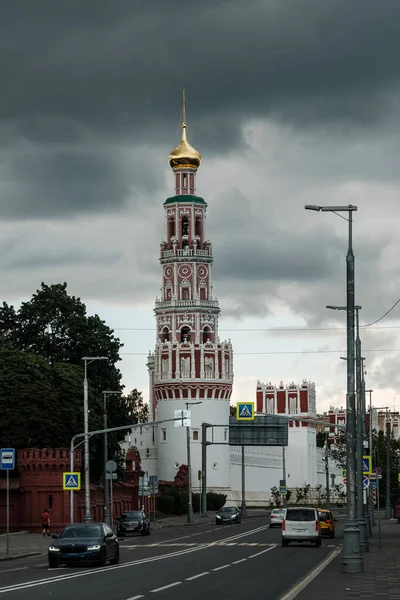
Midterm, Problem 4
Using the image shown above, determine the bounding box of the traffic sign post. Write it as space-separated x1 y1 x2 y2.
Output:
279 485 287 496
1 448 15 556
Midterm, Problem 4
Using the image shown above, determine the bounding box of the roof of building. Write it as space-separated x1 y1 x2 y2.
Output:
164 195 206 205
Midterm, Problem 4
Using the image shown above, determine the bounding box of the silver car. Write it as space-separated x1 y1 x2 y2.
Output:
269 508 285 528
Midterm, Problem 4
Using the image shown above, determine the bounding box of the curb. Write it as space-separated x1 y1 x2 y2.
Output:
0 531 29 537
0 552 42 562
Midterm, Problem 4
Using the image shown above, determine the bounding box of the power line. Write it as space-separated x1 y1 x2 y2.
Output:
361 298 400 328
114 325 400 333
120 348 400 357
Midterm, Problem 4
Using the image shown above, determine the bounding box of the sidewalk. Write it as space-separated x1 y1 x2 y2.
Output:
0 509 269 561
295 518 400 600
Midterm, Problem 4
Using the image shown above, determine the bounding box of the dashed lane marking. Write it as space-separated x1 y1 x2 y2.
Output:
122 542 277 548
150 581 182 593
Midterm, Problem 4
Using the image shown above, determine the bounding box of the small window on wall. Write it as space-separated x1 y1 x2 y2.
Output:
224 429 228 442
192 430 199 441
160 429 167 442
49 494 53 509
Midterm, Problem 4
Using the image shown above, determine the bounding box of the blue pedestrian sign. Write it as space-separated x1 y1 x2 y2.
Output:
63 472 81 491
371 481 377 489
363 475 370 490
1 448 15 470
363 455 372 475
236 402 255 421
280 486 287 496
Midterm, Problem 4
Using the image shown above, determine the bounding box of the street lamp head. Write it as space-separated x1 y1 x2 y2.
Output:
326 305 346 311
340 356 347 361
82 356 109 361
304 205 321 211
103 390 122 395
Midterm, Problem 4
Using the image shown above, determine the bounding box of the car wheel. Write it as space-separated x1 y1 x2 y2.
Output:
315 539 321 547
48 561 58 568
282 539 289 547
98 549 107 567
110 548 120 565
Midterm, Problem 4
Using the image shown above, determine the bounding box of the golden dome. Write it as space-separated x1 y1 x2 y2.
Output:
168 123 201 170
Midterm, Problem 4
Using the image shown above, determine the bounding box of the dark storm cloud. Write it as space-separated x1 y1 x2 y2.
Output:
1 0 400 219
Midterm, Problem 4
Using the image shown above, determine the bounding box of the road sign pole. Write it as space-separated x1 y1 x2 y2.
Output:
6 470 9 555
241 445 247 518
70 446 74 524
282 446 287 509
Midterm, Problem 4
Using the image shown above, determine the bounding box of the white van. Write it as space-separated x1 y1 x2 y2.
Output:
281 507 321 547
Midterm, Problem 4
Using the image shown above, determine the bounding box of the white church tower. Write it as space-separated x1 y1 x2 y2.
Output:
147 94 233 492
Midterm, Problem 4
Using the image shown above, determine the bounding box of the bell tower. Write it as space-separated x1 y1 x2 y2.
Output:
147 92 233 491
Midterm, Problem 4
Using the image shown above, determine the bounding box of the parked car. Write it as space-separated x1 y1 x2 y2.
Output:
281 507 321 547
215 506 241 525
48 522 119 568
317 508 336 538
269 508 285 528
117 510 151 537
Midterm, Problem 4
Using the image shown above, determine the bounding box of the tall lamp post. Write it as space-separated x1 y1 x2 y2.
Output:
366 389 374 526
102 390 122 525
305 204 363 572
82 356 108 522
327 304 369 551
185 401 202 523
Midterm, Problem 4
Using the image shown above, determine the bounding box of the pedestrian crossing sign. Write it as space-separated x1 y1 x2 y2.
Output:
63 472 81 491
236 402 255 421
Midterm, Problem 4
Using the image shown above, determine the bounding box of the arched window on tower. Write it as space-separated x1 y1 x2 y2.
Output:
182 173 188 194
203 326 212 344
182 217 189 238
180 326 191 343
195 217 201 238
161 327 170 342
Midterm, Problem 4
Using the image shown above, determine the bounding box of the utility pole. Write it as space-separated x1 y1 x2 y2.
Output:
361 360 371 537
282 446 287 509
355 307 368 551
200 423 211 517
385 409 392 519
102 391 122 525
307 203 363 572
325 432 331 509
366 389 374 527
241 446 247 517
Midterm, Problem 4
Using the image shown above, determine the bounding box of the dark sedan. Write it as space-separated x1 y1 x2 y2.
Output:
48 523 119 568
215 506 241 525
117 510 151 537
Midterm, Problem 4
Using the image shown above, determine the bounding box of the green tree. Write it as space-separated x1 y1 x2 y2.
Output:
0 283 146 482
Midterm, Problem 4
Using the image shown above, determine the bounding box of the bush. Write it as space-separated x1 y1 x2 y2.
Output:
192 492 227 512
159 487 227 515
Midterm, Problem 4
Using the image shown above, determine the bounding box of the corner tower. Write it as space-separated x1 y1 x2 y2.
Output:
148 93 233 490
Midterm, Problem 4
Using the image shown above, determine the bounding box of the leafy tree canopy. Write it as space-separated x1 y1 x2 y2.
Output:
0 283 148 481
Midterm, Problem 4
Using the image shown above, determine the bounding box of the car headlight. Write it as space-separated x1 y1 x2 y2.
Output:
216 515 221 519
87 545 101 551
49 546 60 552
231 515 236 519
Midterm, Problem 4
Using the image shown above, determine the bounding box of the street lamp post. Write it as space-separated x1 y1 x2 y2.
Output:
102 391 122 525
82 356 108 522
366 390 375 526
185 401 202 524
306 204 363 572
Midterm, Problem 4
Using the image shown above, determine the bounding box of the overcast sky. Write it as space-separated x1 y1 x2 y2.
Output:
1 1 400 413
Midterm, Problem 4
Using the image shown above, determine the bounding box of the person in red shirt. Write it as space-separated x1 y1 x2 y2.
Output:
41 509 51 537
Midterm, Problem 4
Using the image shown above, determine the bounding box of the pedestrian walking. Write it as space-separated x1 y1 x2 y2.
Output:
41 508 51 537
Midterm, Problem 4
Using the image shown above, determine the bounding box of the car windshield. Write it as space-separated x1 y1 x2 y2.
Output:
272 510 284 515
59 525 102 538
318 512 331 522
286 509 316 522
219 507 236 513
121 512 143 520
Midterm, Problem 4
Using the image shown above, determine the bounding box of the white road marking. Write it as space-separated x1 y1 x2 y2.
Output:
247 547 276 559
0 567 28 573
247 543 258 546
150 581 182 593
37 564 48 567
186 571 209 581
127 596 145 600
212 564 230 572
279 547 343 600
232 558 247 564
0 523 270 595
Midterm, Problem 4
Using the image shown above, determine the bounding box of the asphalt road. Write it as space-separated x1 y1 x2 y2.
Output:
0 516 343 600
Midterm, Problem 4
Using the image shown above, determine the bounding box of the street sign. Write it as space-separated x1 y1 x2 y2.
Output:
362 455 372 475
105 460 117 473
343 477 347 486
279 486 287 496
371 481 377 489
149 475 158 494
106 473 118 480
1 448 15 470
174 409 191 427
377 466 382 475
398 473 400 483
342 469 346 479
363 475 370 490
229 414 288 446
63 472 81 490
369 472 376 480
236 402 255 421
